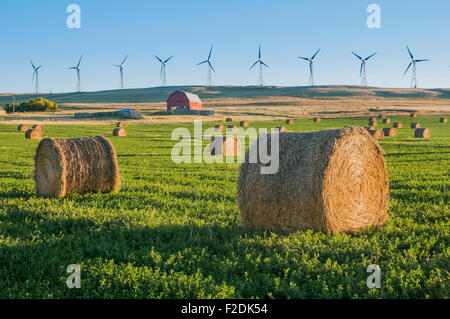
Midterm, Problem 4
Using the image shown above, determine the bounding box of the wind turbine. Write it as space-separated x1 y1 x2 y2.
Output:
404 46 429 88
298 48 321 86
249 44 269 87
154 55 173 87
197 45 215 86
31 60 42 94
68 55 83 92
114 55 128 89
352 51 377 87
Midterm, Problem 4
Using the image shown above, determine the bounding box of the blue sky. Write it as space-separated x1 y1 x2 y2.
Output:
0 0 449 93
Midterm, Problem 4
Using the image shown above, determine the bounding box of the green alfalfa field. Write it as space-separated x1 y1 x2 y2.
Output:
0 115 448 298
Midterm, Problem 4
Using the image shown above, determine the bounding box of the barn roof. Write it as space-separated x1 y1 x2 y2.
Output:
180 91 202 103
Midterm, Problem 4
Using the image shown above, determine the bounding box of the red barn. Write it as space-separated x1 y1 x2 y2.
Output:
167 91 202 112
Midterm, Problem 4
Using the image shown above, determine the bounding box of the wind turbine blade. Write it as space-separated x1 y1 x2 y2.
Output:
31 60 36 69
249 61 259 70
311 48 321 60
365 52 377 61
113 64 121 68
121 54 128 66
164 56 173 63
68 67 77 69
360 62 364 77
160 65 163 79
77 55 83 67
415 59 429 62
154 55 162 63
352 51 363 60
77 69 80 81
208 61 216 73
36 65 42 70
208 45 213 60
261 61 269 68
32 71 35 84
407 46 414 59
196 60 208 65
258 44 261 59
404 62 413 76
298 57 309 61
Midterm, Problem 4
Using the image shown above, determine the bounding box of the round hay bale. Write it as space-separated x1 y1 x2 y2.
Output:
378 114 386 119
225 118 233 122
210 136 241 156
369 116 377 122
18 124 29 132
237 126 389 234
275 126 287 132
32 124 44 132
382 127 397 137
285 119 294 125
367 129 384 139
369 119 377 127
113 128 127 137
414 128 431 138
25 129 42 140
34 136 120 198
227 125 237 132
440 117 448 123
240 121 249 127
365 126 375 131
393 122 403 128
116 122 127 128
410 122 420 129
382 118 391 124
313 117 321 122
215 125 225 131
410 112 418 118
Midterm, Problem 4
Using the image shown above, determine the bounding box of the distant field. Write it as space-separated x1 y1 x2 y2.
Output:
1 86 450 125
0 115 448 298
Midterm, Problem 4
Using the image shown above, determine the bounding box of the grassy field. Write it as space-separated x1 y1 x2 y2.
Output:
0 115 448 298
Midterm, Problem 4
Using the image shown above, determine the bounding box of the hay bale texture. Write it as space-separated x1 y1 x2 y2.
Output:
227 125 237 132
414 128 431 138
411 123 420 129
210 136 241 156
25 129 42 140
313 117 321 122
285 119 294 125
393 122 403 128
378 114 386 119
440 117 448 123
237 126 389 234
34 136 120 198
382 118 391 124
240 121 249 127
369 119 377 127
367 129 384 139
410 112 418 118
116 122 127 128
276 126 287 132
382 127 397 137
32 124 44 132
113 128 127 137
215 125 225 131
18 124 29 132
226 118 233 122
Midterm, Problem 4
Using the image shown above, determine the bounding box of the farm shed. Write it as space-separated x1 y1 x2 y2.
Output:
167 91 202 112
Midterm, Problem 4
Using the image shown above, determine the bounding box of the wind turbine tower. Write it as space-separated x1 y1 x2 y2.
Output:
114 55 128 89
154 55 173 87
31 60 42 94
197 45 215 86
404 46 429 88
352 51 377 87
298 48 321 86
69 55 83 92
249 45 269 87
